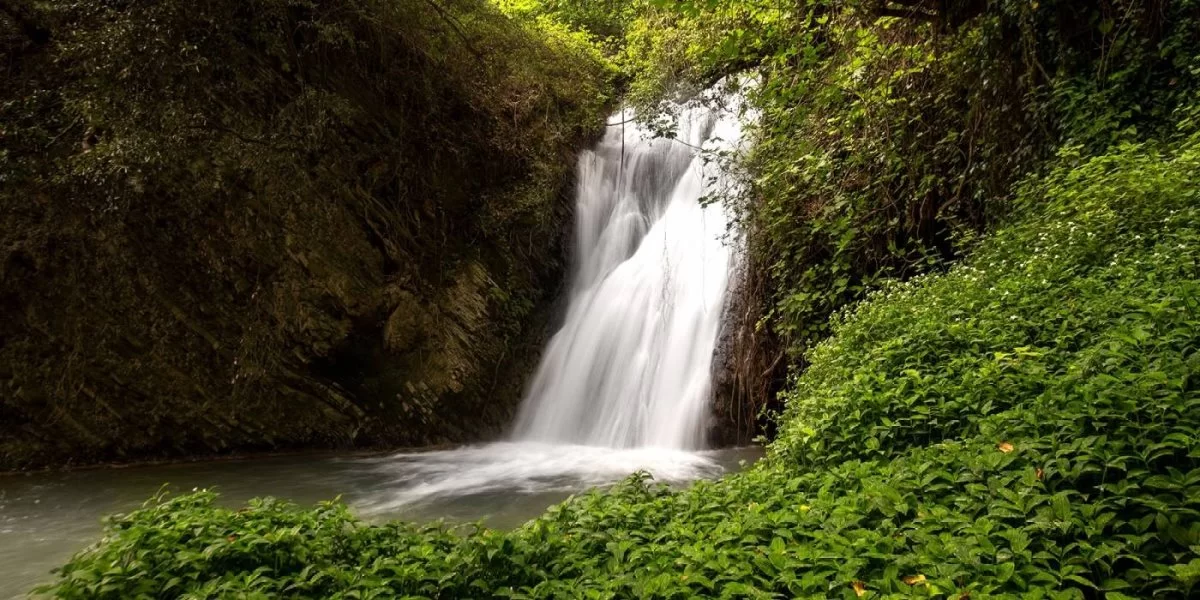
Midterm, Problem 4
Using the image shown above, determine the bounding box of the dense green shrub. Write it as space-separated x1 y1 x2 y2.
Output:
742 0 1200 359
494 0 635 57
39 113 1200 599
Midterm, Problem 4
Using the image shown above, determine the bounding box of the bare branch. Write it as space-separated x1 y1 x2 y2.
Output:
420 0 484 61
876 6 938 22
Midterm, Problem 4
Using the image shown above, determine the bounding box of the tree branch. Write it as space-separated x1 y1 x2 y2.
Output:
876 6 938 22
420 0 484 61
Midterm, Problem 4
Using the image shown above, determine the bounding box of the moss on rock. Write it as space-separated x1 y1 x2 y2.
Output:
0 0 611 470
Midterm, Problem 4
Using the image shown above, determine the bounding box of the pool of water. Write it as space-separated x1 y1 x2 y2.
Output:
0 443 760 597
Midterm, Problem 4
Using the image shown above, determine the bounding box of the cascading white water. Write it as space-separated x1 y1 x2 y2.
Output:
512 102 743 450
355 95 750 511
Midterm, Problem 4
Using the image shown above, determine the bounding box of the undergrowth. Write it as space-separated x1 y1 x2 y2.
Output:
734 0 1200 363
38 107 1200 599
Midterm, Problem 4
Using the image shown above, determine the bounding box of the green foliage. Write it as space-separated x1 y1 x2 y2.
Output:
40 490 467 598
608 0 1200 370
755 0 1199 356
39 107 1200 600
492 0 625 82
494 0 635 48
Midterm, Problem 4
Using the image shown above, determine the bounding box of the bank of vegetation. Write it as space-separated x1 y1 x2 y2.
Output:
0 0 611 470
26 0 1200 597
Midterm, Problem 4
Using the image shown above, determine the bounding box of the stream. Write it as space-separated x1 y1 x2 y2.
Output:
1 445 760 597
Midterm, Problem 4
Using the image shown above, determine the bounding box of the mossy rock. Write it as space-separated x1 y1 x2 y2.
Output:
0 0 610 469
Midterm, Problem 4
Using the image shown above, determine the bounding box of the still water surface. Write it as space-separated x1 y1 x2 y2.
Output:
0 444 759 597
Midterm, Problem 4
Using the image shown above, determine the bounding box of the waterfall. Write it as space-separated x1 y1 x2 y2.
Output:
356 95 749 512
512 101 743 450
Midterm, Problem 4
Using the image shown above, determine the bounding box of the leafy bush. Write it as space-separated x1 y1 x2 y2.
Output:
742 0 1200 358
493 0 635 57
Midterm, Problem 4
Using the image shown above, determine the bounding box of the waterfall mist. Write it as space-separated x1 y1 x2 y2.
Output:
355 95 751 509
512 102 743 449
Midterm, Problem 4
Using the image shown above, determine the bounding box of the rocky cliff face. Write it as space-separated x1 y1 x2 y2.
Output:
708 247 786 447
0 0 610 470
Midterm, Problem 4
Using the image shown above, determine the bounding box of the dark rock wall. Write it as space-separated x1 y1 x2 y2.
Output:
0 0 610 470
